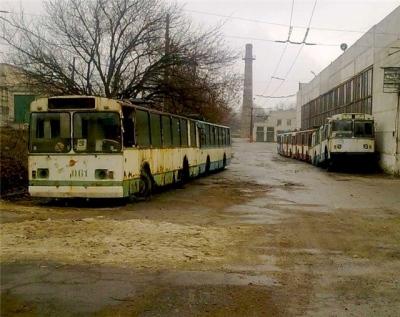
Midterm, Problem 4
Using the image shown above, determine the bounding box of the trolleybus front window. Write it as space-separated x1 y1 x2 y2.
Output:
331 120 352 138
354 121 374 138
73 112 122 153
29 113 71 153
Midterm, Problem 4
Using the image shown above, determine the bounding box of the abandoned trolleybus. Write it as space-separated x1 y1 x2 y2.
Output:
28 96 231 199
311 113 375 168
277 113 376 170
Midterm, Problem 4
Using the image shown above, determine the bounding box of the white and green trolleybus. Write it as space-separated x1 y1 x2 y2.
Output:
28 95 231 199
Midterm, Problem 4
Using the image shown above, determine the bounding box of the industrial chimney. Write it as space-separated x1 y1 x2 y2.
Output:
241 44 255 139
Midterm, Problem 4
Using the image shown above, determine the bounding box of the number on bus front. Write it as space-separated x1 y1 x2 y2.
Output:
70 170 88 178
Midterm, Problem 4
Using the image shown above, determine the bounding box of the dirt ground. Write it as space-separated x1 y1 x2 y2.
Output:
1 138 400 316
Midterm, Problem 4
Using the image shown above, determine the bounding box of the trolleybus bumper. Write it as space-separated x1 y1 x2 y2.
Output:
28 186 124 198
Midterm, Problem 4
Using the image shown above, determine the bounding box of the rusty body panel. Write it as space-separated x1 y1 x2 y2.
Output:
28 96 232 199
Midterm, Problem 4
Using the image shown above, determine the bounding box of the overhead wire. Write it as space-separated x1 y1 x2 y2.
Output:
5 8 399 36
260 0 319 107
183 9 400 36
258 0 295 105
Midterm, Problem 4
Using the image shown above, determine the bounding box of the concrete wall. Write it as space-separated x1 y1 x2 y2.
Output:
373 38 400 175
296 6 400 174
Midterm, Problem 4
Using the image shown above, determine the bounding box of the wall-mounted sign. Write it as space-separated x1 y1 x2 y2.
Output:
383 67 400 93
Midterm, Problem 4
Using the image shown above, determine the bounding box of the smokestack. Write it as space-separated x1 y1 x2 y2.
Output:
241 44 255 139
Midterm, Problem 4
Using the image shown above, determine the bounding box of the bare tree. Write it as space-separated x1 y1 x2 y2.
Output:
252 104 269 122
1 0 241 120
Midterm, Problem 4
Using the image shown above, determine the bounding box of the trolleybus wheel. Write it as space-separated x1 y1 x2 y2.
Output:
327 161 335 172
313 152 318 166
205 156 211 176
180 157 190 184
138 171 152 197
323 148 329 167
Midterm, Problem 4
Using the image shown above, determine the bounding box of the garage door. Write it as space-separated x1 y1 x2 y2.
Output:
14 95 35 123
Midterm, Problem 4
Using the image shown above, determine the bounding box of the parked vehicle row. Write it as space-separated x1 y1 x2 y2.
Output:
277 113 376 170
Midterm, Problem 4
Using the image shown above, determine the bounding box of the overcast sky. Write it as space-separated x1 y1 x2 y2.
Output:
1 0 400 109
175 0 400 109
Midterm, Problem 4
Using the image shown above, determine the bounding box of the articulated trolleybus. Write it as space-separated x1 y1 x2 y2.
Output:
277 113 375 169
28 95 231 199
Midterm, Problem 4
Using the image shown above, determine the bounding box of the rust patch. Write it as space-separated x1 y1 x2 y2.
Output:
68 160 78 167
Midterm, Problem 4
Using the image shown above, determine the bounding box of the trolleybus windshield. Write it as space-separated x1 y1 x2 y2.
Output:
73 112 122 153
29 112 71 153
331 120 352 138
354 121 374 138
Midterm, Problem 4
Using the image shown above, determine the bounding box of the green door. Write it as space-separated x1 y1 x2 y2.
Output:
256 127 264 142
14 95 35 123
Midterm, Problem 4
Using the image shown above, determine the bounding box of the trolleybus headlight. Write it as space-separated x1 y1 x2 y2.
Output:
95 169 108 179
37 168 49 179
337 144 342 149
363 144 368 149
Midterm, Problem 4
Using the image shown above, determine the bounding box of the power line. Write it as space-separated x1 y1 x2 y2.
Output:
225 34 399 49
259 0 295 106
261 0 319 106
4 8 399 37
183 9 400 36
256 93 297 98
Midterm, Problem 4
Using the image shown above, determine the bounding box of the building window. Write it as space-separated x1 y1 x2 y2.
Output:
287 119 291 126
277 119 282 126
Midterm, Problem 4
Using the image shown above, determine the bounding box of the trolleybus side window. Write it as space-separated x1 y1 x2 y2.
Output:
122 109 135 147
205 125 210 146
190 121 196 147
180 118 188 146
30 112 70 153
199 126 206 147
162 115 172 146
136 110 151 147
150 113 162 147
172 117 181 147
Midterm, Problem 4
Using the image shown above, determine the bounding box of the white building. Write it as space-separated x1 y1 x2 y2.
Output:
0 63 38 127
296 6 400 175
252 109 297 142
